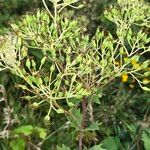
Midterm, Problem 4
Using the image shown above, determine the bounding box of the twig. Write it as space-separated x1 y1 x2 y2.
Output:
28 142 41 150
38 122 69 146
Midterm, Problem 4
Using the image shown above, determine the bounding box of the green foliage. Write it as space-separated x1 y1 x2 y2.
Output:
102 136 121 150
89 144 106 150
67 109 83 130
10 138 25 150
57 144 71 150
0 0 149 118
142 131 150 150
14 125 47 139
0 0 150 149
85 121 101 131
0 0 42 34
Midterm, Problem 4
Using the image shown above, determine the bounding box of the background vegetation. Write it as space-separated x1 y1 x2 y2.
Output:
0 0 150 150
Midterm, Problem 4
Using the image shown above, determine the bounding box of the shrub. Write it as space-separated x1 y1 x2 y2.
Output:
0 0 150 149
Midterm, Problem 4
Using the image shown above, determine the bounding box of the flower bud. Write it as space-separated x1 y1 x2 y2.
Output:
50 64 55 72
76 55 82 62
32 102 39 109
44 115 50 125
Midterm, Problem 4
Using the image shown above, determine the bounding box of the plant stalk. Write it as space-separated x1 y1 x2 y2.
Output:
79 97 87 150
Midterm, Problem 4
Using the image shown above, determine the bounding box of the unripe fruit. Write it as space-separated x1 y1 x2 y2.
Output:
32 102 39 109
44 115 50 125
76 55 82 62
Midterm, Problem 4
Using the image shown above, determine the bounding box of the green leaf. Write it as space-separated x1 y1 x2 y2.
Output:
34 127 47 139
86 121 101 131
10 138 25 150
93 95 100 104
67 109 82 129
57 144 71 150
39 130 47 139
14 125 33 136
142 132 150 150
90 144 106 150
102 136 121 150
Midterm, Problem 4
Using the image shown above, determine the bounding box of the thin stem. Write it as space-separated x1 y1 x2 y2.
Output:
28 142 40 150
42 0 55 21
54 1 57 28
143 102 150 122
38 123 68 147
79 97 87 150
